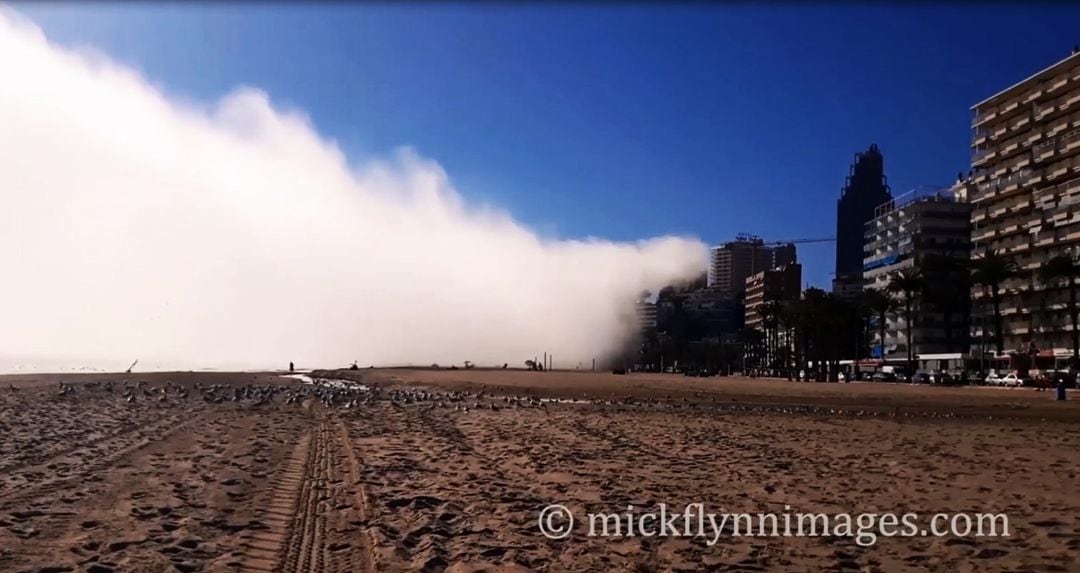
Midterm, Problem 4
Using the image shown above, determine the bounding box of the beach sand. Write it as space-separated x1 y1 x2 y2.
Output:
1 369 1077 572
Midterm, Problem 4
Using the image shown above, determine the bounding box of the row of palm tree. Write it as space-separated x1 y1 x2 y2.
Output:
750 248 1080 378
753 287 866 380
966 249 1080 363
1039 253 1080 362
635 249 1080 376
856 249 1080 372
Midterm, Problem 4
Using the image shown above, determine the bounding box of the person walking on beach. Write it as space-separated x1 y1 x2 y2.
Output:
289 361 294 373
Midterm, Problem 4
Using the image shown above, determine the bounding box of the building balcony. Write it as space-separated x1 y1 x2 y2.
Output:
1046 73 1070 94
1048 117 1071 138
1035 139 1058 162
1001 222 1023 236
1024 170 1044 187
1008 198 1034 213
1001 180 1023 197
1035 194 1057 211
973 109 997 128
1035 177 1080 204
993 97 1035 126
1066 90 1080 110
1047 164 1072 182
1063 129 1080 152
1036 105 1056 123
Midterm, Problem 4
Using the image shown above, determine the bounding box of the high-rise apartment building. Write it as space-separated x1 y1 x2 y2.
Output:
834 145 893 296
964 49 1080 356
707 234 797 296
863 188 972 359
744 264 803 331
634 299 658 334
679 288 745 343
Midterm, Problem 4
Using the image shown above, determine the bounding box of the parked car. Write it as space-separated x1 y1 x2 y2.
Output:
1002 373 1025 387
986 372 1023 387
912 372 932 384
871 371 897 383
929 371 955 385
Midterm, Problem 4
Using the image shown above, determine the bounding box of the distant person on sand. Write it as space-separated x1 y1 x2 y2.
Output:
289 361 294 373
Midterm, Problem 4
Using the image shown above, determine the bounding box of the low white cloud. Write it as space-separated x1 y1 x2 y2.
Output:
0 11 707 372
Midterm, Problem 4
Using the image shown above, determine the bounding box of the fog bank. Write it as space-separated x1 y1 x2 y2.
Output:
0 12 707 372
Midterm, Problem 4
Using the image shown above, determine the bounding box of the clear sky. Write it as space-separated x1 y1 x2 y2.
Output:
11 2 1080 288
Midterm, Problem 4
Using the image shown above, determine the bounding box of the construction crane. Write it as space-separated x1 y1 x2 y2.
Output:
715 235 839 278
763 237 836 245
726 233 835 247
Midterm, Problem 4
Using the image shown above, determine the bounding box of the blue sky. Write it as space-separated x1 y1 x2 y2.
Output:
11 2 1080 288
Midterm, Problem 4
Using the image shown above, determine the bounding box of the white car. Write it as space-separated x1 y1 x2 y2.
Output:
985 373 1022 387
1001 373 1023 388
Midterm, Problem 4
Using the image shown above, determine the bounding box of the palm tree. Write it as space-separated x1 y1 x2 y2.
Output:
656 288 689 367
888 270 926 378
921 254 971 355
864 288 898 364
849 291 876 365
737 328 765 373
776 300 803 379
756 299 783 373
797 288 850 381
1040 253 1080 365
970 251 1022 356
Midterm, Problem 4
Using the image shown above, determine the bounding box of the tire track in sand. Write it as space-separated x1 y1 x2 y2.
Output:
331 418 376 573
232 417 374 573
230 427 313 573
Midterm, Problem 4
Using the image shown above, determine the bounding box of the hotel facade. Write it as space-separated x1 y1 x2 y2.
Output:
863 187 971 359
964 49 1080 357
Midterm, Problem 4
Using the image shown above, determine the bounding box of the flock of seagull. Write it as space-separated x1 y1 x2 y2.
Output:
4 377 982 421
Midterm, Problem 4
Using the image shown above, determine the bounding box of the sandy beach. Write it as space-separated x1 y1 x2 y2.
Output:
1 369 1078 572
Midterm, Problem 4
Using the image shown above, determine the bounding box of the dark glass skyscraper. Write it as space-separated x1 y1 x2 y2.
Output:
833 144 892 295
